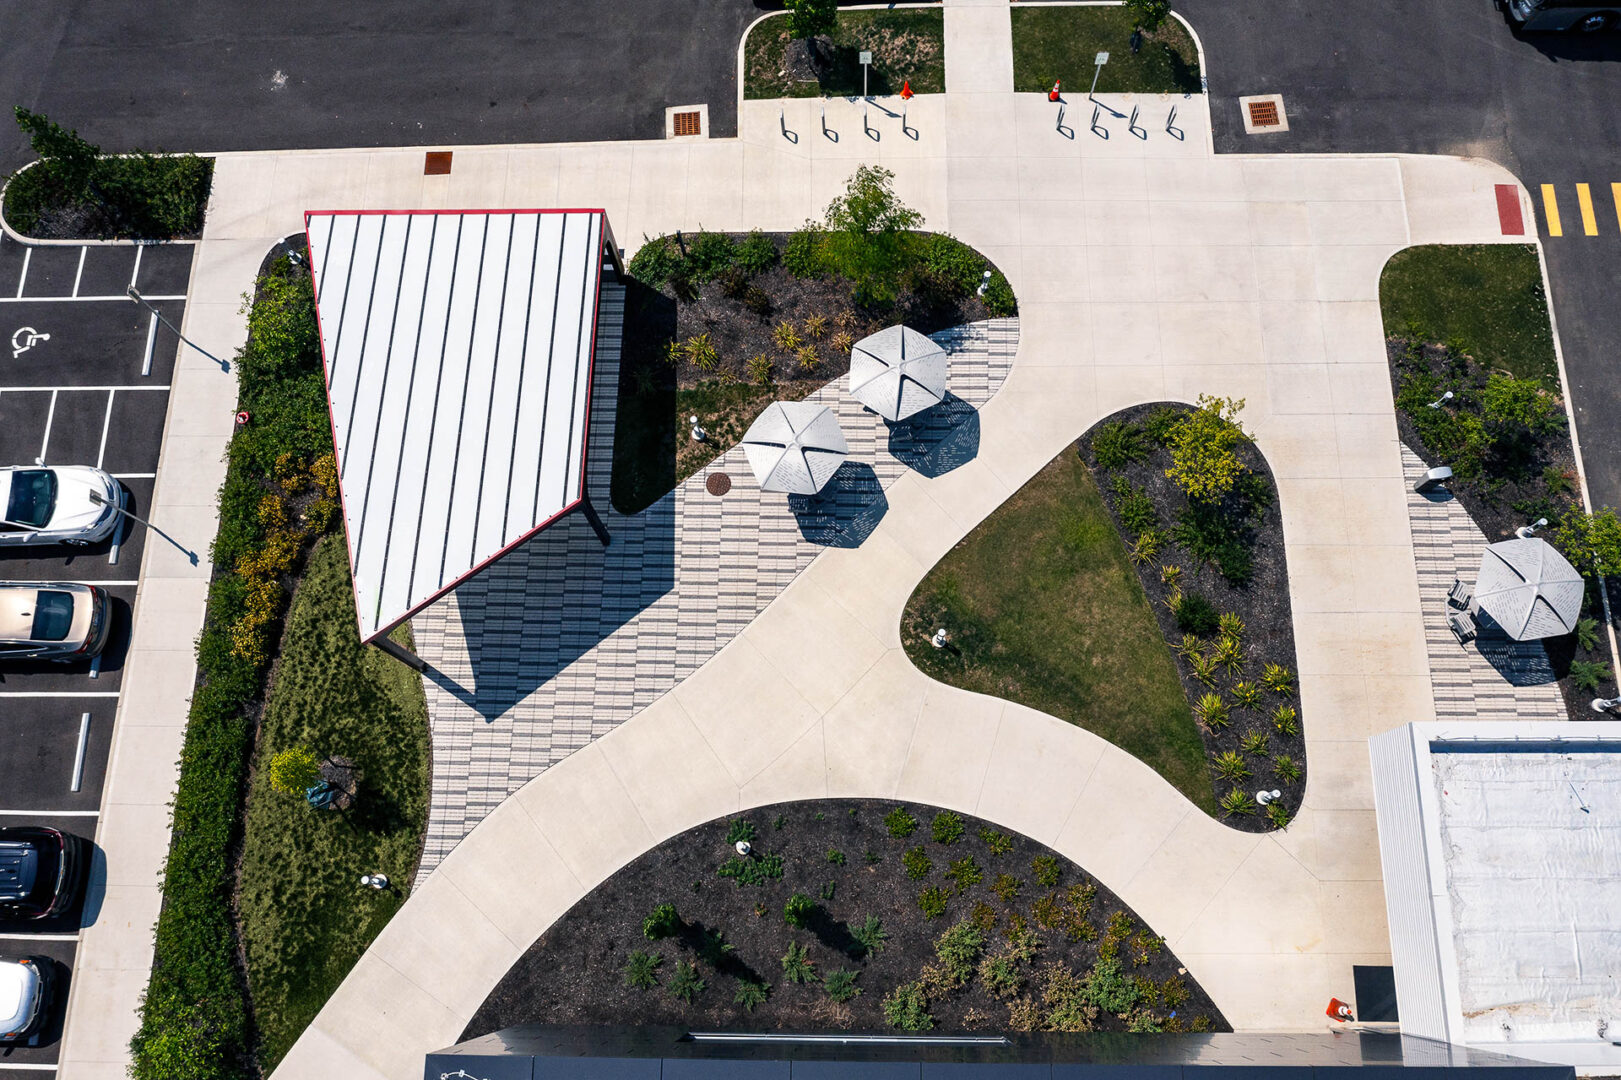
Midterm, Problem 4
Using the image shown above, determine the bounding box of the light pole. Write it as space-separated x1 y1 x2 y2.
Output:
88 489 199 566
127 285 230 372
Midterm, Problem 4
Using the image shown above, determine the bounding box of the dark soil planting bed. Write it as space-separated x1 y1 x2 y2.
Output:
466 801 1227 1038
1079 403 1307 832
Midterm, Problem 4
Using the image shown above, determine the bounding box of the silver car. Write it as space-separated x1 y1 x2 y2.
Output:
0 956 50 1045
0 583 112 661
0 466 121 547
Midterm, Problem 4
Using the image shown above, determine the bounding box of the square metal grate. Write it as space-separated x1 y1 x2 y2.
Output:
672 111 702 137
1247 101 1280 128
424 151 453 175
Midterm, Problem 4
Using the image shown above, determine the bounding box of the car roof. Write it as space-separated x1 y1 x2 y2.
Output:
0 583 85 642
0 842 38 901
0 960 37 1030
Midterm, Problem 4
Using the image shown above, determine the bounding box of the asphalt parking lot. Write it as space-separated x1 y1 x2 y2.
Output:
0 234 192 1075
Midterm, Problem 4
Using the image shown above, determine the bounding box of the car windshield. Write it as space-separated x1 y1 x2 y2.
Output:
30 591 75 642
4 470 57 529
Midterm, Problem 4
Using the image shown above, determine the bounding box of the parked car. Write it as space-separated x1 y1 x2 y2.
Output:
0 466 121 547
0 956 52 1045
1503 0 1621 31
0 828 87 921
0 583 112 661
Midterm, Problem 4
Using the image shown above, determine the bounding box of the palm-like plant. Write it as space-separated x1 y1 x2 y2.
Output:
782 941 818 984
1231 680 1263 709
774 321 802 351
1129 531 1162 565
1220 789 1257 817
1217 612 1244 642
1213 634 1245 674
1263 663 1296 696
1240 731 1270 758
1271 704 1299 736
1214 749 1249 781
1274 754 1302 783
1189 652 1219 688
802 313 828 339
684 332 718 371
1266 801 1291 829
850 915 888 958
1175 633 1203 659
1194 692 1230 731
622 951 662 990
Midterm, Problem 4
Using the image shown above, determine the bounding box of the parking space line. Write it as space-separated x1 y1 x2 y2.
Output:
84 580 138 587
35 390 56 465
0 386 168 395
0 933 78 942
110 472 155 479
96 391 116 470
14 247 29 298
0 1063 58 1071
71 247 86 297
0 809 98 817
0 293 184 304
129 245 143 289
140 312 158 376
0 692 119 698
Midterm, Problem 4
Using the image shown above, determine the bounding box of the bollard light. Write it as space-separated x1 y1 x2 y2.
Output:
1426 391 1454 409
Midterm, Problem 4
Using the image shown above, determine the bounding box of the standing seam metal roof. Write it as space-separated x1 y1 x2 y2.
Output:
305 209 607 642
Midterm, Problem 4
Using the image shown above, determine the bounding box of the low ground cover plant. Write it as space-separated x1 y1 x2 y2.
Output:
4 108 211 239
465 801 1225 1037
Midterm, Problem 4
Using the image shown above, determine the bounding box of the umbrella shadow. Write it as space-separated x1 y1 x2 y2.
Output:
787 461 887 548
1467 609 1559 687
885 392 980 478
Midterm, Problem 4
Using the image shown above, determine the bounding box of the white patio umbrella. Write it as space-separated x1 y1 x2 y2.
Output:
1473 537 1584 640
848 325 947 422
741 401 849 494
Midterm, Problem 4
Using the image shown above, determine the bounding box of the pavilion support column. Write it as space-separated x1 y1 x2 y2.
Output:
580 494 611 547
371 631 427 672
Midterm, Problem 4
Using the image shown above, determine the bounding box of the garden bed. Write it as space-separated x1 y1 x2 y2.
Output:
4 155 212 240
613 185 1014 513
744 8 945 100
1381 243 1617 721
1010 6 1201 96
467 800 1228 1036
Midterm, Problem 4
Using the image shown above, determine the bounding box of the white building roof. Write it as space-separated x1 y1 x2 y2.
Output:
1371 722 1621 1073
306 209 610 642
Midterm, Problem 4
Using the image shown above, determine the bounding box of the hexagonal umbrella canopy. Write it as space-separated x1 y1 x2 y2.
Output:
1473 537 1584 640
741 401 849 494
848 325 947 422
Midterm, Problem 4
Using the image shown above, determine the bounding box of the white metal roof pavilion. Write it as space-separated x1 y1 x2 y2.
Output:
306 209 620 653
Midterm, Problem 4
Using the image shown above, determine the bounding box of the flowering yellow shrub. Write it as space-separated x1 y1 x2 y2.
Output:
311 453 339 499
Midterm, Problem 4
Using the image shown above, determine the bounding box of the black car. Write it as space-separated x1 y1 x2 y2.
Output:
0 828 87 921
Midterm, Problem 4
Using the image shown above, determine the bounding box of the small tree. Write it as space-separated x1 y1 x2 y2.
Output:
1125 0 1170 31
267 747 322 796
13 108 99 199
788 0 838 40
1165 395 1252 502
824 165 923 236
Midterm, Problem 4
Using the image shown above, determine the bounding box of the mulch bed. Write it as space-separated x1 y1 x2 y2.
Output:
1386 336 1619 721
1079 404 1306 833
465 800 1228 1038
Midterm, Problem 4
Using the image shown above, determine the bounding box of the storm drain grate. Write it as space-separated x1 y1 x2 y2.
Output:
705 472 732 497
1246 101 1280 128
672 111 702 137
424 151 453 175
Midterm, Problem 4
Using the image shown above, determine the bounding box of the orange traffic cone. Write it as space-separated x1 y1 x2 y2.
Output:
1326 998 1354 1022
1048 79 1061 102
901 79 914 100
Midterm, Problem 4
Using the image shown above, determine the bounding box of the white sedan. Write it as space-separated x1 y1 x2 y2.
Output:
0 466 121 547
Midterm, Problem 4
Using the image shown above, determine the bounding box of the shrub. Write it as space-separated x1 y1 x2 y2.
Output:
1143 406 1185 446
685 230 736 281
903 847 932 880
945 856 983 893
1220 789 1257 817
784 892 817 928
1481 373 1563 437
978 827 1013 855
668 961 706 1003
1093 422 1148 469
1554 508 1621 577
736 229 778 275
1240 731 1270 758
747 354 773 385
1267 802 1292 829
802 313 828 340
773 321 802 352
1172 503 1254 586
623 951 662 990
1174 592 1220 635
788 0 838 38
1214 750 1249 782
1031 855 1061 888
826 848 846 866
628 234 683 289
934 920 986 985
1195 693 1231 732
883 981 935 1031
932 810 966 844
783 225 825 278
823 968 861 1003
1213 634 1245 674
1117 489 1159 537
782 941 818 984
726 818 757 845
1578 616 1601 652
1125 0 1171 30
1274 754 1302 784
1263 663 1296 696
971 902 1000 932
734 978 770 1012
1271 704 1300 736
266 746 321 797
980 953 1025 998
850 915 889 958
983 271 1017 317
1571 659 1612 693
716 851 785 886
1218 612 1244 642
992 873 1022 903
643 903 681 940
884 806 919 838
1166 395 1252 502
918 886 951 919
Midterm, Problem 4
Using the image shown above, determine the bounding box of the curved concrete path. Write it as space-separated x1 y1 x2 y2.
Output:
207 7 1535 1076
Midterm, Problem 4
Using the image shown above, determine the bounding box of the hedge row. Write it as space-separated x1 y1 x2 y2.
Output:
129 253 334 1080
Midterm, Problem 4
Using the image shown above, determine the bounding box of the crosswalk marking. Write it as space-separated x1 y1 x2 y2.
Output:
1613 183 1621 234
1577 183 1599 235
1541 184 1563 236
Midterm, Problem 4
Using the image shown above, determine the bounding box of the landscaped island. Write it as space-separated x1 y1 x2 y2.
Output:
467 801 1227 1036
904 398 1306 830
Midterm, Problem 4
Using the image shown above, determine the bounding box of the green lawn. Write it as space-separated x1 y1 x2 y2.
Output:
744 9 945 99
1011 7 1202 96
902 448 1214 813
236 536 430 1069
1380 244 1557 388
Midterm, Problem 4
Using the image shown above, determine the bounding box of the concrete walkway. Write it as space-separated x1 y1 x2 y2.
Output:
256 9 1533 1078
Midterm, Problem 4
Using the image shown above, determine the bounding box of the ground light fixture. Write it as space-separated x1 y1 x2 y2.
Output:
1256 789 1282 806
1591 696 1621 713
931 628 949 649
359 873 389 890
690 415 706 442
733 840 752 856
1515 517 1549 539
1426 390 1454 409
87 488 199 566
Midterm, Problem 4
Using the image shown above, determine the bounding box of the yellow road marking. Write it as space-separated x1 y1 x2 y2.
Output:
1613 183 1621 234
1577 183 1598 235
1542 184 1563 236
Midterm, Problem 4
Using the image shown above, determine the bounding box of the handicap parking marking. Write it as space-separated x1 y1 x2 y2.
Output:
2 299 184 385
